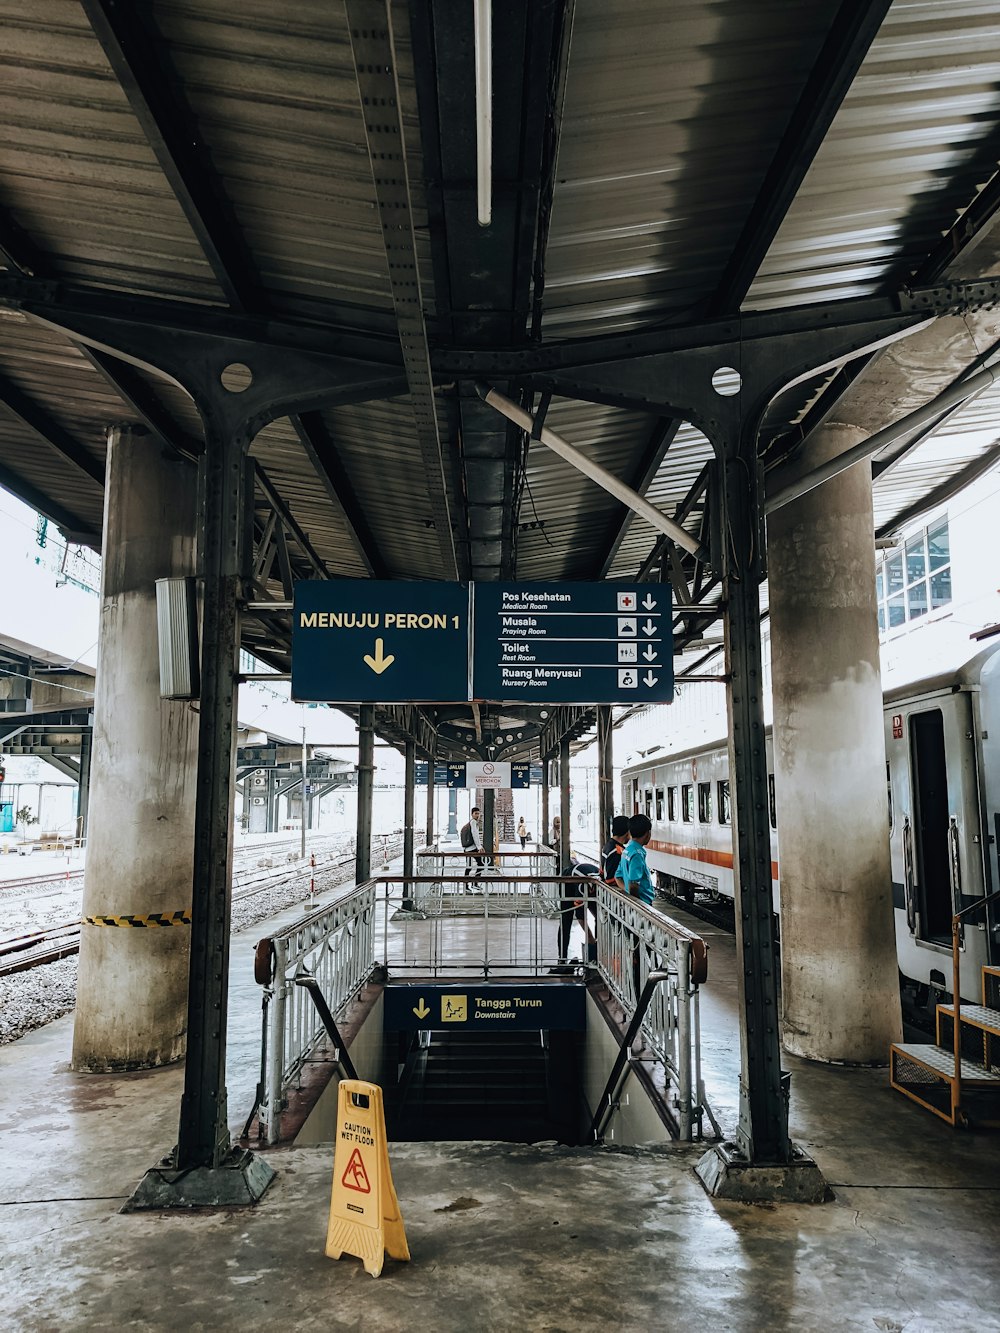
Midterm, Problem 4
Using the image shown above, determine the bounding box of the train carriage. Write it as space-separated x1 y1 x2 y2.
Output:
622 642 1000 1003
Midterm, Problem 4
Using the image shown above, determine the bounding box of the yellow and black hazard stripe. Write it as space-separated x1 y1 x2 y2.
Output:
83 911 192 928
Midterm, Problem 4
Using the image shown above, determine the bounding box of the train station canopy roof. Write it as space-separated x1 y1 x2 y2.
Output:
2 2 1000 759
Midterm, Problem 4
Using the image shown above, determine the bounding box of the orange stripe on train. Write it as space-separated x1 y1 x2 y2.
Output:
648 838 779 882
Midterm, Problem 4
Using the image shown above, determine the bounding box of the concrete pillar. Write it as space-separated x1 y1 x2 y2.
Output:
767 424 902 1063
73 428 198 1071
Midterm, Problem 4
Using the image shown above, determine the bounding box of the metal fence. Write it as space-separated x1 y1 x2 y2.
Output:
255 883 376 1144
592 883 712 1140
251 863 713 1144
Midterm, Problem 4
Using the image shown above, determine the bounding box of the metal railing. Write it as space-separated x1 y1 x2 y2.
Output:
254 883 375 1143
949 885 1000 1125
592 883 713 1141
249 864 713 1145
411 845 559 913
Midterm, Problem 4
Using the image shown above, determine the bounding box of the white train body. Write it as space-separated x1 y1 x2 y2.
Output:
622 643 1000 1002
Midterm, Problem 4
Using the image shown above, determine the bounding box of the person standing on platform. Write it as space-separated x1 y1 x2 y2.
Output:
617 813 654 905
617 813 654 997
461 806 486 884
601 815 631 885
551 815 561 849
517 817 528 849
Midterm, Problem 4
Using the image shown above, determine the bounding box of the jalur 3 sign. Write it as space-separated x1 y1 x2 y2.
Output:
293 580 469 703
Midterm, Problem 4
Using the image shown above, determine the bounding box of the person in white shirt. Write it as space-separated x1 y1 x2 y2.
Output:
460 806 486 881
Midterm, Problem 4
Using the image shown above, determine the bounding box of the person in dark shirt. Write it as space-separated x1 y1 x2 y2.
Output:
601 814 631 885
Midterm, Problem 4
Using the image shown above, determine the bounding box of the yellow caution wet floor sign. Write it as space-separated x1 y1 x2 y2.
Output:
326 1079 409 1277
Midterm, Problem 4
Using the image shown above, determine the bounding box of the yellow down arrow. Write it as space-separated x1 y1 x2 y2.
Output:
363 637 395 675
412 997 430 1019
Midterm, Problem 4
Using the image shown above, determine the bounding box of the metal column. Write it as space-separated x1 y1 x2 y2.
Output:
403 739 415 910
559 736 571 871
481 786 496 865
695 426 824 1202
76 725 93 841
541 757 550 849
425 747 435 847
597 705 614 850
127 422 274 1209
356 706 375 884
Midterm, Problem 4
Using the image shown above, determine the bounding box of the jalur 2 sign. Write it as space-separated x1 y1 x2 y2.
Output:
293 580 469 703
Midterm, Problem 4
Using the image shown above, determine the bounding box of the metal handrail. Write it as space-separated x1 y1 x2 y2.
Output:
590 969 672 1143
949 885 1000 1122
294 972 358 1081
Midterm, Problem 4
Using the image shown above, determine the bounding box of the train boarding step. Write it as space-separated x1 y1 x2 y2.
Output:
890 963 1000 1127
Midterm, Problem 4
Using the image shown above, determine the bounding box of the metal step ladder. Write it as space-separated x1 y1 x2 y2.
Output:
891 965 1000 1126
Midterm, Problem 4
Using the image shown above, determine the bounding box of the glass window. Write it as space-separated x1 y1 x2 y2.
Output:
667 786 677 822
768 773 777 829
718 779 731 826
927 520 949 570
645 789 653 818
905 533 926 584
655 787 664 821
681 783 694 823
886 553 904 596
930 568 951 608
877 518 951 637
698 781 712 823
908 580 928 619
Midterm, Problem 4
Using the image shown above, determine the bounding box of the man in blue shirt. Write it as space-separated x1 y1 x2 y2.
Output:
617 813 654 906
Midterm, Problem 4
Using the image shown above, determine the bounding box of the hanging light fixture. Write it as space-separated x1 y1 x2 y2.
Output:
474 0 492 226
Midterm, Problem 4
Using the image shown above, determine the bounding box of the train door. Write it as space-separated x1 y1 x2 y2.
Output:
909 710 951 944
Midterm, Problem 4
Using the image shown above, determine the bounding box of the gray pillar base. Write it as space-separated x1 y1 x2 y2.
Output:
121 1148 276 1212
695 1141 828 1204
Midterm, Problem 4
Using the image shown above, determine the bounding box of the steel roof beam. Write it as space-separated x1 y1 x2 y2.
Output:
708 0 893 316
346 4 457 578
290 413 385 579
80 0 259 311
0 459 97 543
0 205 45 279
78 347 202 463
596 416 681 577
0 375 104 488
252 462 330 581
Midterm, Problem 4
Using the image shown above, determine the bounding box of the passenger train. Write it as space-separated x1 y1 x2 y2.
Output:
622 641 1000 1004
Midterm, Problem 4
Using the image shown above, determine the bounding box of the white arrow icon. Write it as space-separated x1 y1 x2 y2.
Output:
643 671 658 687
642 618 657 636
641 594 657 610
642 645 658 661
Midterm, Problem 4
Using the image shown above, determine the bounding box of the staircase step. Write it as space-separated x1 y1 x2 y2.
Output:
936 1003 1000 1039
891 1042 1000 1083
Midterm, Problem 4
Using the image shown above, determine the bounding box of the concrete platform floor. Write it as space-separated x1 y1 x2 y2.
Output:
2 889 1000 1330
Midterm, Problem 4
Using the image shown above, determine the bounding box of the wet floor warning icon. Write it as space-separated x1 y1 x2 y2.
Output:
341 1147 371 1194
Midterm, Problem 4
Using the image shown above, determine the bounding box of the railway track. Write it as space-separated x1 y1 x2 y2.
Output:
0 834 402 979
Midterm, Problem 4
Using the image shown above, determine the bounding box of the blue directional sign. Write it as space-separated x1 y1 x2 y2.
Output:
382 983 586 1031
292 580 469 703
511 763 544 788
414 762 451 786
446 764 467 788
471 582 673 704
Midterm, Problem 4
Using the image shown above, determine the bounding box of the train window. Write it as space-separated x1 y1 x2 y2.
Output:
681 783 694 823
768 773 777 828
717 779 731 826
698 781 712 823
655 787 664 821
667 786 677 822
644 789 653 819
